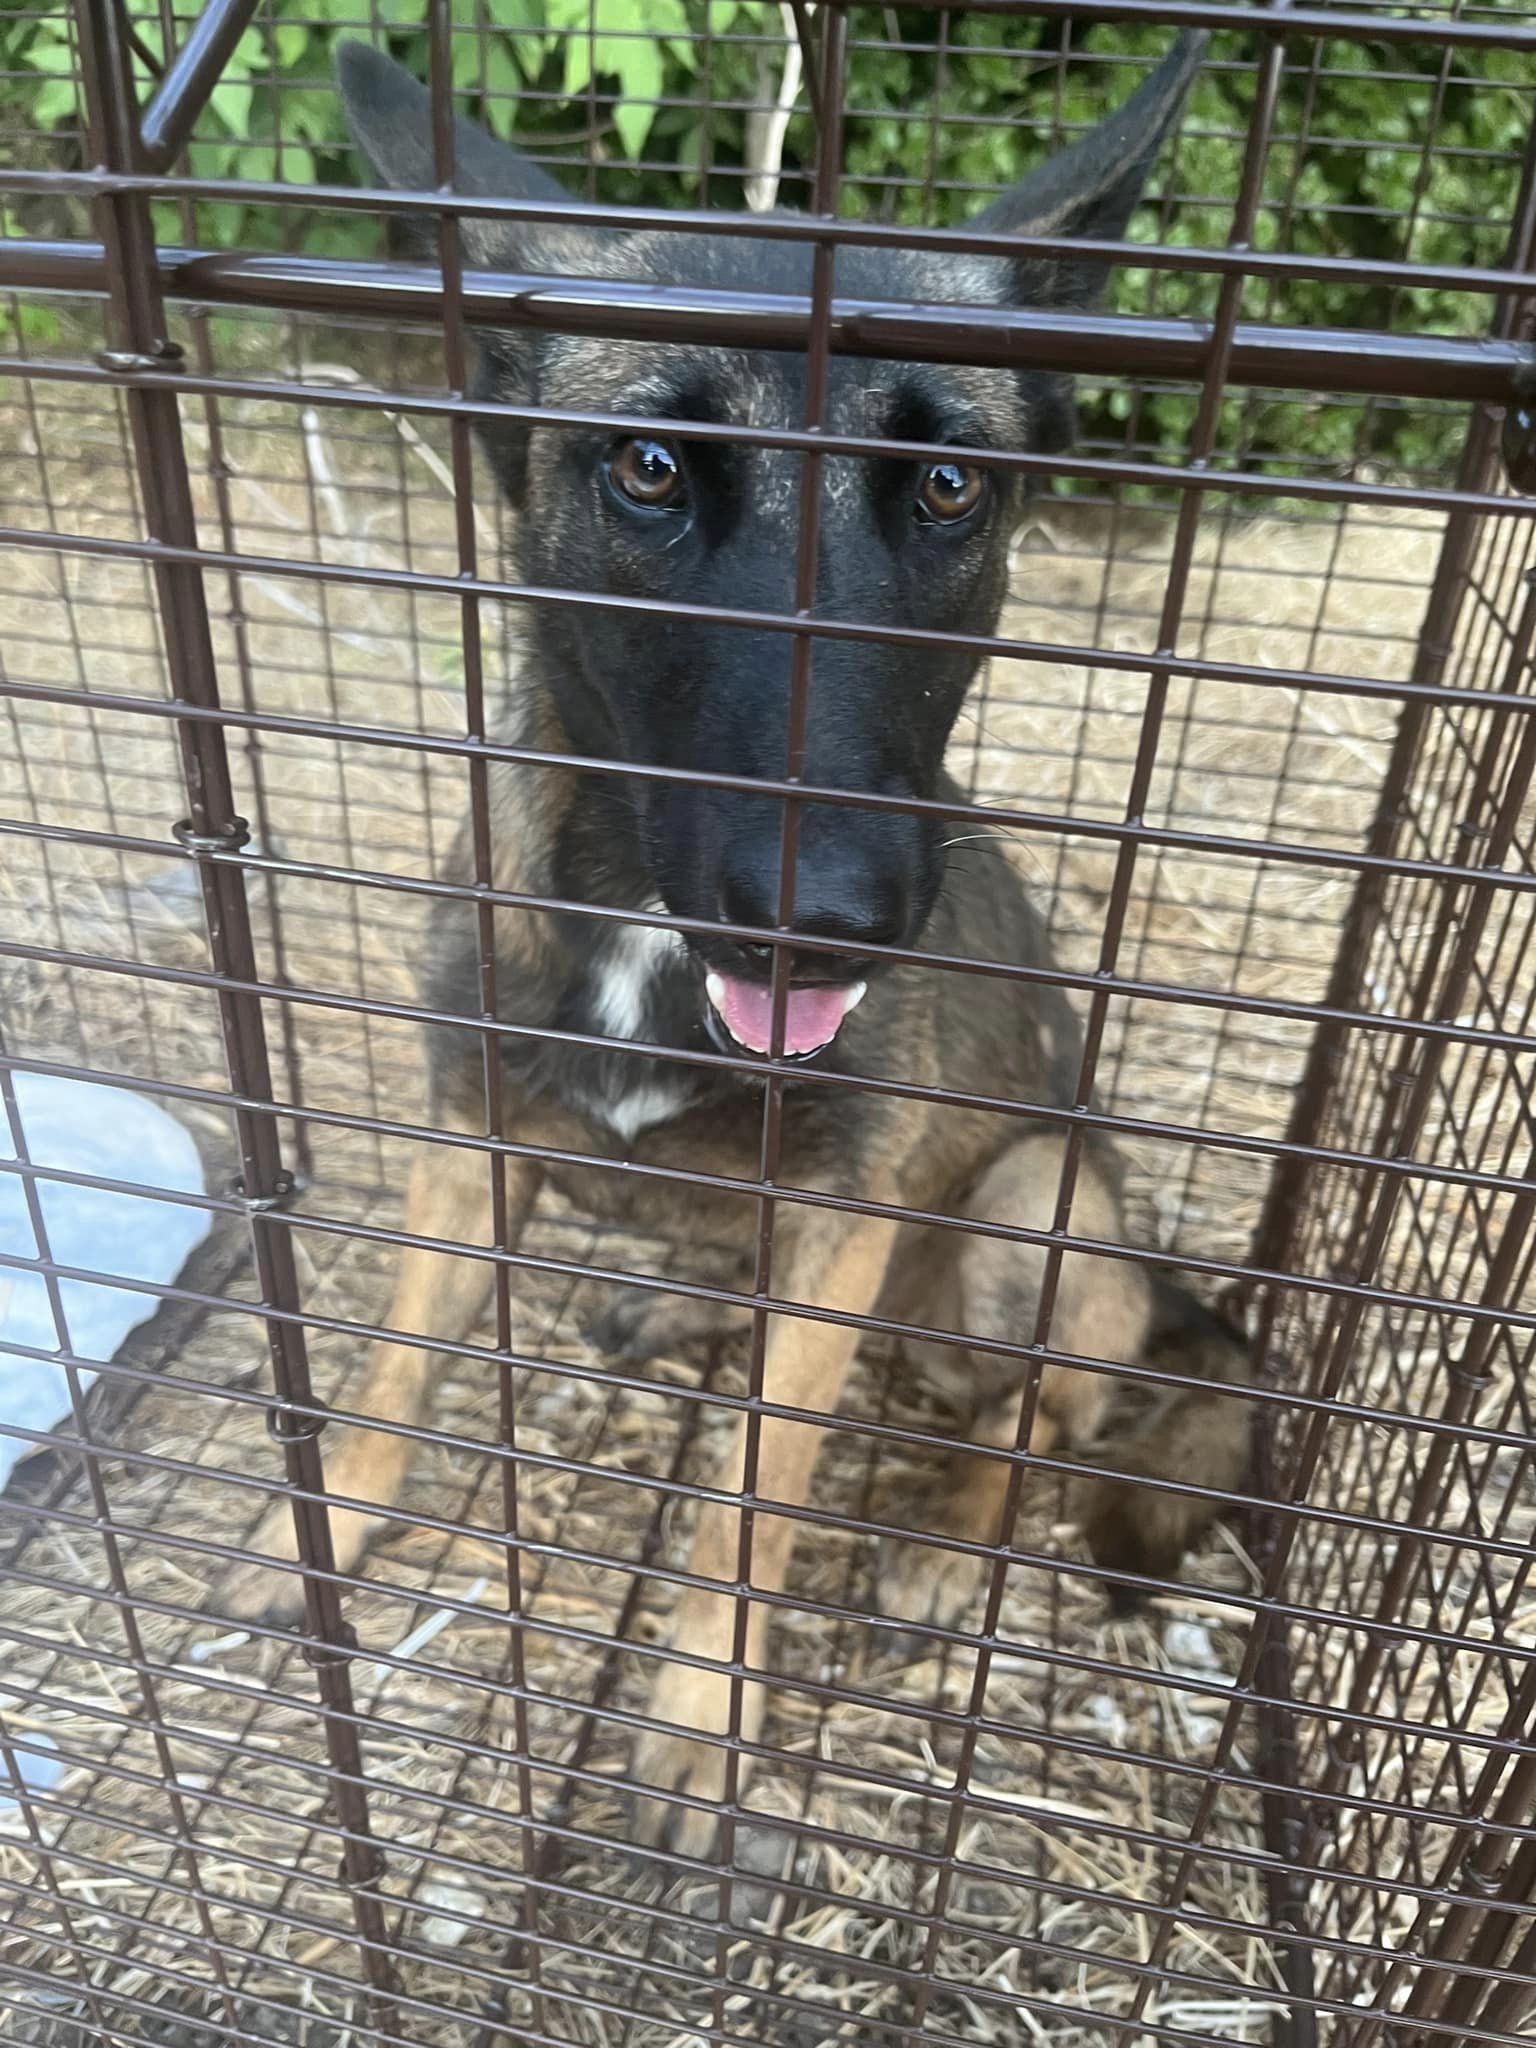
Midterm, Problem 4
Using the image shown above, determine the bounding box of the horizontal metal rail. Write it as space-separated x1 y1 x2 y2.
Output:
3 350 1530 519
1 170 1534 302
3 238 1532 403
868 0 1536 50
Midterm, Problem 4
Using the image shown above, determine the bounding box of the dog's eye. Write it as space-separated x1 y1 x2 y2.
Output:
916 460 985 525
607 436 686 510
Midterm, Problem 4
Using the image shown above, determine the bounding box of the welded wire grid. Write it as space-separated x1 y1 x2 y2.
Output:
1 3 1536 2046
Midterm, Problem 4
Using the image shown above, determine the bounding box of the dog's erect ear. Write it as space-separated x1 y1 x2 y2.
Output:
336 41 590 501
972 31 1206 307
335 40 568 264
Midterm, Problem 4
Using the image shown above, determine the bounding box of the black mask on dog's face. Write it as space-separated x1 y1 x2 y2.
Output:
337 36 1202 1056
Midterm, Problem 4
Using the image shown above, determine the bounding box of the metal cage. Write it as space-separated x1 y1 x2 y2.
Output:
1 3 1534 2044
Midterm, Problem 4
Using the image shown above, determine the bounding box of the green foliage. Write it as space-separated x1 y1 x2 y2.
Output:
2 4 1521 482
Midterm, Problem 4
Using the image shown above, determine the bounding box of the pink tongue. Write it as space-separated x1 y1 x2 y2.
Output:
715 976 849 1056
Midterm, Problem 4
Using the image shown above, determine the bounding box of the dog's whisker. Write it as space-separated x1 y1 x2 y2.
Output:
939 831 1016 851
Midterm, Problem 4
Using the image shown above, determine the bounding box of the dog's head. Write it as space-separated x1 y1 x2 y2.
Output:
337 37 1200 1060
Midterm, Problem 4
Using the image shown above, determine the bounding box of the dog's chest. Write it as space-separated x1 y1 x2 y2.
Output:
561 919 700 1143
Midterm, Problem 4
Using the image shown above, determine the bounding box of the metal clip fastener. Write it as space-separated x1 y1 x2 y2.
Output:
1325 1729 1359 1775
96 341 186 373
266 1397 328 1446
336 1850 389 1893
172 814 251 854
230 1168 297 1214
301 1623 359 1670
1461 1858 1508 1897
1447 1355 1494 1392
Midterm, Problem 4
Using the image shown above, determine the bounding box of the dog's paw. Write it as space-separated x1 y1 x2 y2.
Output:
875 1524 986 1645
630 1655 762 1859
214 1502 378 1627
584 1284 742 1367
215 1503 311 1625
631 1727 733 1859
582 1287 674 1366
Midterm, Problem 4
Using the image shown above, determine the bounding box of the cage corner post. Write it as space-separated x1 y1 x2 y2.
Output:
69 0 399 2013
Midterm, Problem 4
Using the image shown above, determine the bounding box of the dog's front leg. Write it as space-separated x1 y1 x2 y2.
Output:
631 1206 898 1856
219 1134 541 1624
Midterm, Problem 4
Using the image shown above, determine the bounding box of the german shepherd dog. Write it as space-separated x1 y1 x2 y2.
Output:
220 31 1253 1853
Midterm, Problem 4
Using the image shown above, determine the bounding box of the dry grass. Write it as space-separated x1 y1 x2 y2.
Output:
0 356 1531 2047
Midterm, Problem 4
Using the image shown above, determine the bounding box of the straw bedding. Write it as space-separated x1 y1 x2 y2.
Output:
0 356 1527 2046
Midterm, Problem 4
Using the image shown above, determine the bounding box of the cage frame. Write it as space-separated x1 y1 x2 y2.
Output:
2 2 1536 2045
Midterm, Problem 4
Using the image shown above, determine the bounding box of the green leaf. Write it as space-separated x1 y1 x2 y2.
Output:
603 28 661 148
613 88 653 157
211 78 254 134
237 143 281 182
482 54 542 131
0 299 59 351
492 0 546 37
0 3 1517 487
31 75 77 127
279 87 345 144
199 200 249 246
562 33 592 99
272 22 310 68
19 31 75 76
279 143 317 185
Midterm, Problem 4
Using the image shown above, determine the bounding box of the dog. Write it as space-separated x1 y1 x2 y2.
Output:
219 30 1253 1854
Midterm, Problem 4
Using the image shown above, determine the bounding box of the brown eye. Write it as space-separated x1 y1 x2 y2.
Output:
607 436 685 510
917 459 985 524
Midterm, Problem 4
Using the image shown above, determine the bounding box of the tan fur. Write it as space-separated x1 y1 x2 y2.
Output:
874 1133 1152 1633
216 25 1240 1856
217 969 1252 1848
630 1206 900 1854
482 684 575 962
214 24 1253 1859
221 1133 541 1622
1082 1302 1254 1604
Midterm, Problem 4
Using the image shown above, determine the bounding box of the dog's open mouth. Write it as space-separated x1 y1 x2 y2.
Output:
704 971 866 1058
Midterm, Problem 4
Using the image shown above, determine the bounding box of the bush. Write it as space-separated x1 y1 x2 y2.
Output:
3 4 1523 482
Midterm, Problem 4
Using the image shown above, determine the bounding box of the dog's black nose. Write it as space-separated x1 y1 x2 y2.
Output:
718 841 908 952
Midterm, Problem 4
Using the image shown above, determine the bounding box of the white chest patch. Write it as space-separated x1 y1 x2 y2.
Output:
598 1075 695 1144
590 919 686 1039
579 916 696 1142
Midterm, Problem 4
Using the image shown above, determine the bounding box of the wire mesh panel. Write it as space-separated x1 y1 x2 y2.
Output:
1 4 1534 2046
1256 457 1536 2045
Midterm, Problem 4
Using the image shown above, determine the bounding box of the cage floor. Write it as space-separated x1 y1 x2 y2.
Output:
1 373 1525 2044
0 1180 1275 2046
